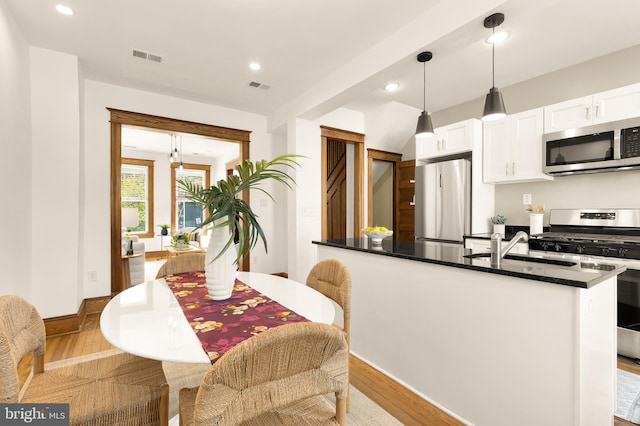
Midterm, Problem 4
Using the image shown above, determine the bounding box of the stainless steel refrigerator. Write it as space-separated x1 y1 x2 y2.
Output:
415 158 471 243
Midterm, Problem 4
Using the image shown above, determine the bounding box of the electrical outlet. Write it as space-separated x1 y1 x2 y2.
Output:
88 271 97 282
300 207 316 217
522 193 532 205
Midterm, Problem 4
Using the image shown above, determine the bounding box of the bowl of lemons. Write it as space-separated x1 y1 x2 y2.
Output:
363 226 393 244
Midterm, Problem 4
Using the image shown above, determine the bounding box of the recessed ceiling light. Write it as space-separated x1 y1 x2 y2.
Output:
487 31 509 44
249 62 261 71
55 5 74 15
384 82 400 91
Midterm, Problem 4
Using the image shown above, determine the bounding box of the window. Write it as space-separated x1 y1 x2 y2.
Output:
172 163 211 233
122 158 154 238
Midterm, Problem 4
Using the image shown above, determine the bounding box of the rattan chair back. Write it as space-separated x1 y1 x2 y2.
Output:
0 295 46 403
156 252 206 278
179 322 348 425
306 259 352 346
0 295 169 425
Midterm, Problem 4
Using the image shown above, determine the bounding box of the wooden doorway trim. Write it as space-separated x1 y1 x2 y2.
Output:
320 126 364 240
367 149 401 231
109 109 251 294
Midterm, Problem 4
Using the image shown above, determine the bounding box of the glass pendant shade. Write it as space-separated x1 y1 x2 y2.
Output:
482 87 506 121
415 111 434 137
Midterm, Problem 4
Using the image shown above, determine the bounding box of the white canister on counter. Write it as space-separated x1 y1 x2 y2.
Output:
530 213 543 236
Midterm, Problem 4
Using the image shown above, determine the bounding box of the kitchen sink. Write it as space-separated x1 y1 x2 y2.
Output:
463 252 577 267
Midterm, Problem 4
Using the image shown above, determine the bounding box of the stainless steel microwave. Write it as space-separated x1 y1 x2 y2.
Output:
543 116 640 175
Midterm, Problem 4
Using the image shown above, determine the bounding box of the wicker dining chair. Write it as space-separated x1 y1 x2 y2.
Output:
0 295 169 426
156 252 206 278
306 258 352 411
179 322 348 426
306 259 352 347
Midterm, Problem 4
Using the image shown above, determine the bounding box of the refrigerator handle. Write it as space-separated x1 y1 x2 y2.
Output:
439 173 443 188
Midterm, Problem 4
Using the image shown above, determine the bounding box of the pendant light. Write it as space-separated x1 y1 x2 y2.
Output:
169 134 179 163
415 51 434 137
481 13 507 122
178 135 184 171
168 134 176 163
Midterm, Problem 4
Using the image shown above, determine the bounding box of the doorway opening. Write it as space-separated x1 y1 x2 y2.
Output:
367 149 401 232
109 109 251 294
320 126 364 240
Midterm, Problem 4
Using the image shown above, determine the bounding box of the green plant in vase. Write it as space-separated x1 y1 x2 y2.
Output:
490 214 507 225
178 154 301 265
158 224 170 236
171 233 190 247
491 214 507 237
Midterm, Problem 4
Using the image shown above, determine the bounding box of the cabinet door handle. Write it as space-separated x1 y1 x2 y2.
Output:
505 163 509 175
442 139 446 150
512 162 515 175
586 106 590 120
409 179 415 184
437 140 441 150
595 103 599 118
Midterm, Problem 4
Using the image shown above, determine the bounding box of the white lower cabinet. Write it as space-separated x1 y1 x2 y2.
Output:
483 108 552 184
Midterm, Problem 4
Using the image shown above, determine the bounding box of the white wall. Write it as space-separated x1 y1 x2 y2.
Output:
0 3 32 299
286 108 365 282
493 171 640 227
364 101 419 156
83 80 287 299
29 47 81 318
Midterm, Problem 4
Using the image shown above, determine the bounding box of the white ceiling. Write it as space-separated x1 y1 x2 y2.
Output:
5 0 640 122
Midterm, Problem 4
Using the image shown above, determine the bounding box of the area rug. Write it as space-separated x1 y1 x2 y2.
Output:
47 350 402 425
617 368 640 424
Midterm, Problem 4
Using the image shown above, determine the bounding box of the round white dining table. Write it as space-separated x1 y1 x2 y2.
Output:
99 271 336 364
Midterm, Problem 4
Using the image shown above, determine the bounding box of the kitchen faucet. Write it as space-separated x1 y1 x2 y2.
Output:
490 231 529 268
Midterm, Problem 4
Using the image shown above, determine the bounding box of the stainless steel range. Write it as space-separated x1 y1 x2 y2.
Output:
529 208 640 358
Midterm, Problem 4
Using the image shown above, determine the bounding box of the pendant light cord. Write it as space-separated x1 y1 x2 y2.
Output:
422 60 426 112
492 27 496 88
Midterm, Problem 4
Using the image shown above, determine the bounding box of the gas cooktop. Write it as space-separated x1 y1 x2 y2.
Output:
532 232 640 245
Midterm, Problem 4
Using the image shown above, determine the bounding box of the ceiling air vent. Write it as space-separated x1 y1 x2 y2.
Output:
248 81 271 90
132 49 163 63
147 53 163 63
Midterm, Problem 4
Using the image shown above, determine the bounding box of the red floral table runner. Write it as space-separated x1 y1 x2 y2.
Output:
164 271 309 363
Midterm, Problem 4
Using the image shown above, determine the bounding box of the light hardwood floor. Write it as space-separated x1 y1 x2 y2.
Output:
18 313 634 425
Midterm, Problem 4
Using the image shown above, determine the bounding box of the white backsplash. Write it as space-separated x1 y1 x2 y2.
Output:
493 169 640 227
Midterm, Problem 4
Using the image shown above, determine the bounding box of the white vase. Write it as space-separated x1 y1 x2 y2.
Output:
205 226 238 300
493 223 506 237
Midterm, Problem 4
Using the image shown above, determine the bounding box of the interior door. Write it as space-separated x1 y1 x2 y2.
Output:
327 139 347 239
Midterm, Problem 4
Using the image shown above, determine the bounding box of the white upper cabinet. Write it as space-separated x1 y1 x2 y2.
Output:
544 83 640 133
483 108 552 184
416 119 480 160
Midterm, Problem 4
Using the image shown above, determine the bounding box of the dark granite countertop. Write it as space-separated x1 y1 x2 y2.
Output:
312 238 625 289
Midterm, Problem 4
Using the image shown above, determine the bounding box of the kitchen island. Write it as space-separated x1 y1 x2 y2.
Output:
314 238 621 426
